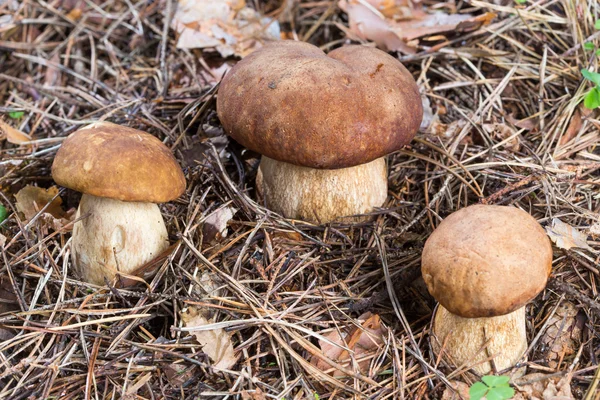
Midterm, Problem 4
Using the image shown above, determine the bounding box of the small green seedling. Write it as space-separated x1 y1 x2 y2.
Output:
514 0 527 4
595 19 600 30
581 69 600 110
8 111 24 119
469 375 514 400
0 204 7 224
584 42 595 51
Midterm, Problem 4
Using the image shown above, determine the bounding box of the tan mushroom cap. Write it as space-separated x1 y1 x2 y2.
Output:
217 41 422 169
52 122 186 203
421 205 553 318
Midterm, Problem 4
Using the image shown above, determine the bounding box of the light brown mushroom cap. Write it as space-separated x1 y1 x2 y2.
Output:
52 122 186 202
217 41 422 169
421 205 552 318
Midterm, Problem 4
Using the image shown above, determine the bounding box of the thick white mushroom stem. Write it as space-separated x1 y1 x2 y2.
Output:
256 156 388 224
431 305 527 377
71 194 169 285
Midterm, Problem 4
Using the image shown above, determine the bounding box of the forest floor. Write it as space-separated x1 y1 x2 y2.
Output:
0 0 599 399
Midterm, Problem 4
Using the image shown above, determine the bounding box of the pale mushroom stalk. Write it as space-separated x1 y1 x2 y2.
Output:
421 205 552 377
256 156 387 223
71 194 169 285
52 122 186 285
217 41 422 223
431 305 527 375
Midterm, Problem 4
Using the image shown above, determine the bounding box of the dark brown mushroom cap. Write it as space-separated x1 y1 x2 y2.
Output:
217 41 422 169
421 205 553 318
52 122 186 202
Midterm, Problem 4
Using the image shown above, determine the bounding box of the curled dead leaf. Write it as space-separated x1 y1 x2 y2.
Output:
172 0 280 58
14 185 75 230
202 206 237 243
180 306 237 369
310 312 385 376
0 120 32 145
546 218 593 252
338 0 495 53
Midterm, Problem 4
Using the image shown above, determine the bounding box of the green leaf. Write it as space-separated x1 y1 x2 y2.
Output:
514 0 527 4
584 42 595 51
314 393 320 400
584 87 600 109
582 69 600 86
482 375 510 387
596 49 600 56
486 389 504 400
595 20 600 30
0 204 7 224
8 111 24 119
469 382 489 400
494 386 516 398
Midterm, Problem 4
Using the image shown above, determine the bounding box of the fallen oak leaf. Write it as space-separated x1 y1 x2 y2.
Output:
546 218 593 252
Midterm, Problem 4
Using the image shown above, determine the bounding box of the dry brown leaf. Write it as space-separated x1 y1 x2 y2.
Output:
180 306 237 369
546 218 593 252
311 312 385 376
482 122 520 151
559 107 583 146
196 272 224 298
441 380 470 400
539 302 582 369
172 0 280 58
202 206 237 243
14 185 75 230
513 373 574 399
506 113 537 130
338 0 494 53
0 120 32 145
241 387 266 400
44 53 62 87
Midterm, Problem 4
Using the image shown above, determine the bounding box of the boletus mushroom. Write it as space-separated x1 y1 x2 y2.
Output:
421 205 552 376
217 41 422 223
52 122 185 285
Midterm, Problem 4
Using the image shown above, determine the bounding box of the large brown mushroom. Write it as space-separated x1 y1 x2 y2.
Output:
52 122 186 285
217 41 422 223
421 205 553 376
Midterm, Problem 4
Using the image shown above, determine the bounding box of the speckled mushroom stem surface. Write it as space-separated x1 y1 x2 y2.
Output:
256 156 387 223
431 305 527 376
71 194 170 285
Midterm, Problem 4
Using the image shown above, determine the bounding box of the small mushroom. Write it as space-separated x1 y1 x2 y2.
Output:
421 205 552 376
52 122 185 285
217 41 422 223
